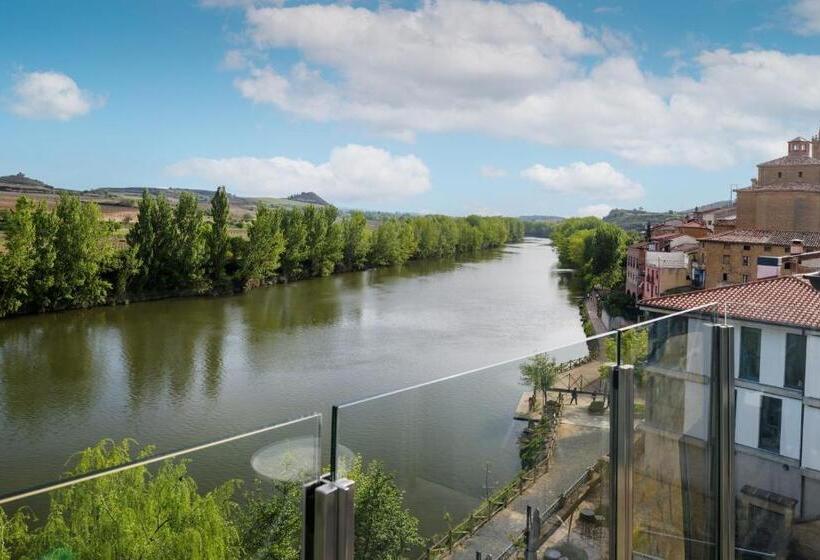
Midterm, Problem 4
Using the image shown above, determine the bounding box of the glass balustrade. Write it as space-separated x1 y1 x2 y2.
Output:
0 414 321 559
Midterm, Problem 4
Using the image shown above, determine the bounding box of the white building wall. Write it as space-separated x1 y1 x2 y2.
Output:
803 406 820 470
736 387 760 449
685 318 712 377
684 380 709 440
806 334 820 399
781 397 802 460
760 329 786 387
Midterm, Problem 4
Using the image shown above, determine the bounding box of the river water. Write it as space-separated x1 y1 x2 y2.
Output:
0 238 588 536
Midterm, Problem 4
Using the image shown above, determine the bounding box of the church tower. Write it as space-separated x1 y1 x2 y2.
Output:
812 126 820 159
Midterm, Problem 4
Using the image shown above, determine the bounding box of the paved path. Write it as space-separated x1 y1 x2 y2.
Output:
449 395 608 560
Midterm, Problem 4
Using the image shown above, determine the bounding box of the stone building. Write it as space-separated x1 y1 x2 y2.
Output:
702 132 820 288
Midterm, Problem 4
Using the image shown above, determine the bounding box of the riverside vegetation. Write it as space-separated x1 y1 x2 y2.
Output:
0 188 525 318
0 440 420 560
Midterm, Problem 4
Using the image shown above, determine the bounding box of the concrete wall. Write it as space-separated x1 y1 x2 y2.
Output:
805 334 820 399
759 164 820 186
736 449 802 509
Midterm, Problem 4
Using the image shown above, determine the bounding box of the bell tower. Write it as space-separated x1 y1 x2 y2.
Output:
812 127 820 159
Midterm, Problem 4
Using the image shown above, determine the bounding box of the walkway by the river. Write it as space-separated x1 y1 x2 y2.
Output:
449 394 609 560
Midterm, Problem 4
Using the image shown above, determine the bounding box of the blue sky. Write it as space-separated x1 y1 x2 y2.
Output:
2 0 820 216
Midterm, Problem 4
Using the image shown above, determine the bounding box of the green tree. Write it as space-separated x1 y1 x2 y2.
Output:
173 192 206 290
348 457 423 560
208 186 231 288
126 190 157 292
305 206 343 277
241 204 286 288
281 208 309 280
0 197 36 316
369 219 404 266
29 201 58 311
341 212 372 271
52 193 112 309
519 354 559 406
0 439 240 560
236 482 302 560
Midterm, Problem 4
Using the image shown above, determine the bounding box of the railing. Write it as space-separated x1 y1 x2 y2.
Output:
7 300 816 559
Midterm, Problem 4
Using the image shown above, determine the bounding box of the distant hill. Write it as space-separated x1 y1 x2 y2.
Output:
603 208 686 232
0 172 56 193
519 215 563 223
287 191 329 206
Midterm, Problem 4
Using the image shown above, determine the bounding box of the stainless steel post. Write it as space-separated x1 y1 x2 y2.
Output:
609 362 634 560
710 324 735 559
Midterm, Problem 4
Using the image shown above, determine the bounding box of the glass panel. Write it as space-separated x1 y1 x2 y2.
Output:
0 414 321 559
623 305 719 559
335 335 616 559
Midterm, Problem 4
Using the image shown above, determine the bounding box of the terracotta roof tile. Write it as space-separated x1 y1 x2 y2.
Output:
758 155 820 167
702 230 820 247
642 276 820 330
737 182 820 193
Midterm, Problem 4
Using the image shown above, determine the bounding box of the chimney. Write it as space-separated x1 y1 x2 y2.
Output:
791 239 805 256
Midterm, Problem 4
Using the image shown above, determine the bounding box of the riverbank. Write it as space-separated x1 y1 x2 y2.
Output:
0 191 525 319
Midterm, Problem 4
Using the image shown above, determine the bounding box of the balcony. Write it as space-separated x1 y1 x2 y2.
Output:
1 303 816 559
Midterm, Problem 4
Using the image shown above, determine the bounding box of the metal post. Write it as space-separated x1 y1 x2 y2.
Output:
609 363 634 560
710 324 735 560
302 475 356 560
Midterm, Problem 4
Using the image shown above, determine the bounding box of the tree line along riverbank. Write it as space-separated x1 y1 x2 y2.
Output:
0 187 525 318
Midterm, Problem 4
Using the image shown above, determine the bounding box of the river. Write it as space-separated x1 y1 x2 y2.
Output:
0 238 588 536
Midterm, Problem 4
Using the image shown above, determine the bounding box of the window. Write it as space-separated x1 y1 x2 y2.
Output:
784 333 806 389
778 172 782 178
744 245 751 251
764 245 772 252
743 256 750 266
799 171 803 178
742 273 749 282
758 396 782 454
723 272 729 281
739 327 761 381
723 255 730 265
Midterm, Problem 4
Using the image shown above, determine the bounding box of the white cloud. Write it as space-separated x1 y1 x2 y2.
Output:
791 0 820 35
166 144 431 203
221 49 249 70
9 71 102 121
521 161 643 201
480 165 507 178
577 204 613 218
223 0 820 170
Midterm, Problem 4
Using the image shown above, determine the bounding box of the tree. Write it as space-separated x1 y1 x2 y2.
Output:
305 206 342 277
126 190 157 292
347 457 423 560
369 219 404 266
51 193 112 309
280 208 308 280
519 354 559 406
0 197 36 316
236 482 302 560
0 439 240 560
173 191 206 290
241 204 286 288
208 186 231 288
341 212 371 271
28 201 58 311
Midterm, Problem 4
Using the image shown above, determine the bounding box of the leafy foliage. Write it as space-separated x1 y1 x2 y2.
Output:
519 354 559 405
347 456 423 560
0 190 525 317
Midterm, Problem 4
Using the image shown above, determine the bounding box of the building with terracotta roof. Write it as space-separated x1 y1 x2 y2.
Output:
641 274 820 557
701 132 820 288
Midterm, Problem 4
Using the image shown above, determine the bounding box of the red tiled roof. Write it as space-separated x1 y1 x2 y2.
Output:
758 155 820 167
737 182 820 193
642 276 820 330
702 230 820 247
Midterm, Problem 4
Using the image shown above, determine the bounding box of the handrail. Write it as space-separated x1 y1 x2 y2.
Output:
0 413 322 507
